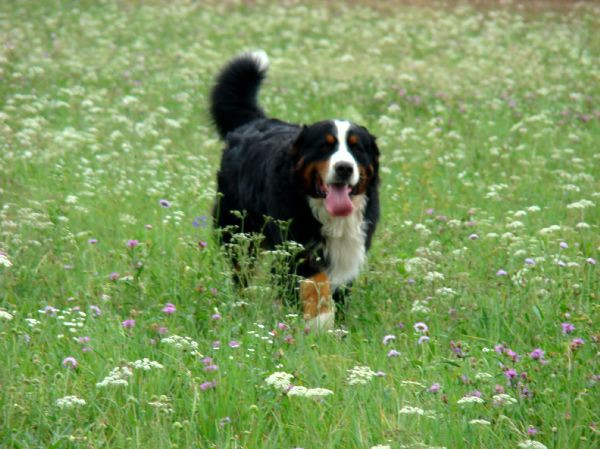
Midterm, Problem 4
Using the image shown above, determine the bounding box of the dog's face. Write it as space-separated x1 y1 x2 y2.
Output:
292 120 379 217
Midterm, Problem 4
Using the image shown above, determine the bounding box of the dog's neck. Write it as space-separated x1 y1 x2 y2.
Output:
307 195 367 289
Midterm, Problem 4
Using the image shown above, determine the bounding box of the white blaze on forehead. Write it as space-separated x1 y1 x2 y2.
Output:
327 120 359 186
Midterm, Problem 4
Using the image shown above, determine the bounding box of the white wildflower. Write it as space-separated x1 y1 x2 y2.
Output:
347 366 377 385
398 405 437 418
96 366 133 388
56 395 86 409
469 419 491 425
25 318 40 328
0 310 14 320
161 335 199 353
457 396 485 405
371 446 391 449
131 358 164 370
492 393 517 406
287 386 334 399
474 372 493 380
566 199 594 209
0 253 13 268
265 371 294 391
518 441 548 449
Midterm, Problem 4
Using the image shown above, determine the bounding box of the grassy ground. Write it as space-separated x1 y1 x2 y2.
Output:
1 1 599 448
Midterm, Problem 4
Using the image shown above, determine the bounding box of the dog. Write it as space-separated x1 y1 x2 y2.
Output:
210 51 380 329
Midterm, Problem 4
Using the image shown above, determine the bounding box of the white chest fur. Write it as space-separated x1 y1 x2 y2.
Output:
308 195 367 288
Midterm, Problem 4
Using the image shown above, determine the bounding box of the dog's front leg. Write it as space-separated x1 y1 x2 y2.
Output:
300 273 335 331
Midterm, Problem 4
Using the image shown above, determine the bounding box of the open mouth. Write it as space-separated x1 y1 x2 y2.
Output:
314 177 354 217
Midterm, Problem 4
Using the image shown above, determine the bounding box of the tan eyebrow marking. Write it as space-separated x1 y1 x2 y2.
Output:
325 134 335 145
348 134 358 145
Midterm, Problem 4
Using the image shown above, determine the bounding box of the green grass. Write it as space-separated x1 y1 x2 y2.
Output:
1 1 599 448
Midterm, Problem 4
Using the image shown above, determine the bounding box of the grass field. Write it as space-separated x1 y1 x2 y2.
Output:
1 1 599 448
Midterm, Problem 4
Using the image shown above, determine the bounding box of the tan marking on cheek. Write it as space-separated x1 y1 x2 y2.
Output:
300 272 333 321
354 164 372 194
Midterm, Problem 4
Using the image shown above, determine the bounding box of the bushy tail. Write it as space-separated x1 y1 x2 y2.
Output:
210 51 269 139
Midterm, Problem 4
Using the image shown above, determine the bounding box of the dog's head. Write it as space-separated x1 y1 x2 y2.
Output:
292 120 379 217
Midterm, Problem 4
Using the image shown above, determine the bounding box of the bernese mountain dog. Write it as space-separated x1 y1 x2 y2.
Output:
210 51 380 330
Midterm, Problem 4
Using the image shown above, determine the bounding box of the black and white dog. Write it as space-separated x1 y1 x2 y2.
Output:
210 51 380 329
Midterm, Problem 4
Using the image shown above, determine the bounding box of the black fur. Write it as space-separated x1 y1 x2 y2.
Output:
210 53 380 296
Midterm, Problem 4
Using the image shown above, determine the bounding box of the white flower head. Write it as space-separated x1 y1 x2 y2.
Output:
265 371 294 391
518 441 548 449
346 366 377 385
56 395 86 409
457 396 485 405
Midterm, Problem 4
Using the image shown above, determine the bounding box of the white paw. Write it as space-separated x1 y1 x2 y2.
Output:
307 310 335 331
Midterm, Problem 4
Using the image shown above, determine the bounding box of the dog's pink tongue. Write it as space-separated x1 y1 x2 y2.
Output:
325 184 353 217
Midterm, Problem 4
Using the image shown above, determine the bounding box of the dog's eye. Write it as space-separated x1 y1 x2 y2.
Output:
325 134 336 145
348 135 359 146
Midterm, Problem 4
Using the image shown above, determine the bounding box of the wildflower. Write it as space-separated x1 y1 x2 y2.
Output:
131 358 164 370
382 334 396 345
496 269 508 276
89 305 101 316
56 395 86 409
517 440 547 449
228 340 240 348
0 252 13 267
199 381 217 391
475 372 493 380
0 310 13 320
561 322 575 334
198 240 208 249
570 338 584 350
211 313 221 320
192 215 208 228
159 199 171 208
428 383 441 393
62 357 78 369
504 368 518 380
414 322 428 333
398 405 436 418
109 272 119 281
347 366 377 385
586 257 597 265
468 233 479 240
371 445 391 449
494 384 505 394
524 258 536 266
530 348 544 360
162 335 199 352
265 372 294 391
122 319 135 329
127 239 139 248
288 386 334 399
387 349 400 357
492 393 517 406
162 303 176 314
96 366 133 388
527 426 539 436
277 322 288 331
457 396 485 405
88 238 98 244
559 242 568 249
418 336 430 344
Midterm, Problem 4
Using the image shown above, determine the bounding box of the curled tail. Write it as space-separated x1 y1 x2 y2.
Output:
210 51 269 139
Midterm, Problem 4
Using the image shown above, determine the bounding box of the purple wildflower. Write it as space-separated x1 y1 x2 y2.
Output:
204 364 219 372
561 322 575 334
570 338 584 350
198 241 208 249
587 257 597 265
62 356 78 369
466 390 482 398
560 242 568 249
219 416 231 427
122 319 135 329
228 340 240 348
43 305 58 316
212 340 221 349
162 303 176 314
418 336 430 344
524 258 536 266
527 426 539 436
530 348 544 360
127 239 139 248
277 322 288 331
428 383 441 393
387 349 400 357
159 199 171 208
199 381 217 391
192 215 208 228
109 272 120 281
494 384 505 394
504 368 518 380
211 313 221 321
496 269 508 276
88 238 98 245
89 305 101 316
468 233 479 240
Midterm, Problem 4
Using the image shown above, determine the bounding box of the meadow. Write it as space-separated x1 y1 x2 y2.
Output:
1 0 599 448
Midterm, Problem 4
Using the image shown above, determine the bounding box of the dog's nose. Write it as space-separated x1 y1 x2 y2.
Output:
334 162 354 180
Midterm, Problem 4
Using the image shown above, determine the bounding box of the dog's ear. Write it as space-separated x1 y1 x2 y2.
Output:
290 125 307 155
